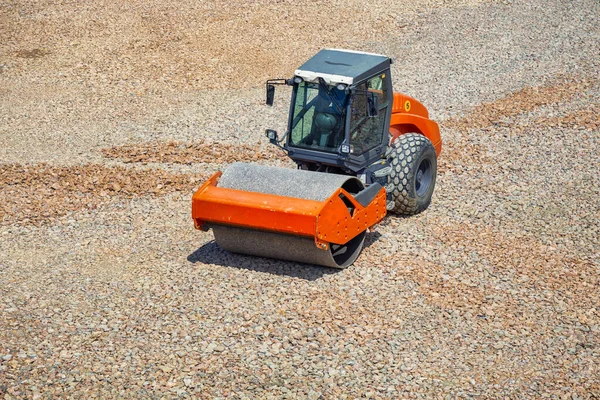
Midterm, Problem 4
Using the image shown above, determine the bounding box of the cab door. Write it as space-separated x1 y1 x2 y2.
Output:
349 71 391 158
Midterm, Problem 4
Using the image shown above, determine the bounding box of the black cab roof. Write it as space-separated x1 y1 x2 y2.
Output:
294 49 391 86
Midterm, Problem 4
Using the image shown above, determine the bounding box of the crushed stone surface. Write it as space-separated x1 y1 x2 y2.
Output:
1 0 600 398
102 139 289 165
0 163 206 226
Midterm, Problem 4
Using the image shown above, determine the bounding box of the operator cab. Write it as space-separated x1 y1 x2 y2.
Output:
266 49 393 173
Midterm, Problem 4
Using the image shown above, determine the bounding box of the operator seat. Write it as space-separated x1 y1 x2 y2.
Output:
312 112 339 148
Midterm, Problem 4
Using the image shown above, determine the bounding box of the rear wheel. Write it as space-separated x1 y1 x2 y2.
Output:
388 133 437 215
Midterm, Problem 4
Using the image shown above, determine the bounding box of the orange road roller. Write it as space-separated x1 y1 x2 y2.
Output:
192 49 441 268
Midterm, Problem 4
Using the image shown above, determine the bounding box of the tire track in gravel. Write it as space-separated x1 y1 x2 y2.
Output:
0 164 206 226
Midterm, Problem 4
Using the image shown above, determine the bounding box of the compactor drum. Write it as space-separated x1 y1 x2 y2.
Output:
192 49 442 268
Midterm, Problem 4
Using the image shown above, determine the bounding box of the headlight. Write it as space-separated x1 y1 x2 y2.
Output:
265 129 278 141
340 144 352 154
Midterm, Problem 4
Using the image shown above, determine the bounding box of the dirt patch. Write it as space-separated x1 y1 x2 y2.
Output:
101 140 289 165
437 137 493 174
535 105 600 131
14 49 49 59
445 76 595 131
0 164 205 226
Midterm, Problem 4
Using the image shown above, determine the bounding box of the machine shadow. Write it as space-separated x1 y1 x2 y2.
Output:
363 231 381 249
187 241 341 281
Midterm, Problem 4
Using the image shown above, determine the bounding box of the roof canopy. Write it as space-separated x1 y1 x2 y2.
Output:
294 49 391 86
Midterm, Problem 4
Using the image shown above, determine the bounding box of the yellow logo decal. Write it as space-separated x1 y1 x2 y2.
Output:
404 100 411 112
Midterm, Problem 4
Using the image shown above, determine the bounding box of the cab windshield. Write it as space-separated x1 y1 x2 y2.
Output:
289 81 348 153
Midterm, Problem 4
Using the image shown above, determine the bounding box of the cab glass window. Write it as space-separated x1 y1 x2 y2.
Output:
349 73 389 154
289 82 348 153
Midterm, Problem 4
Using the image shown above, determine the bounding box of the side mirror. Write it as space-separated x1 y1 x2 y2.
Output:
367 92 379 117
266 84 275 106
265 129 278 144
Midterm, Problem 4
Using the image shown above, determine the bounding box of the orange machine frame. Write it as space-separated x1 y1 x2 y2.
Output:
389 92 442 156
192 172 387 250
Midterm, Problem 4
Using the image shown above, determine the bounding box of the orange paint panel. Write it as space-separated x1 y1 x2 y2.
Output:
392 92 429 118
192 182 322 237
191 173 387 247
316 187 387 244
386 90 442 156
389 113 442 157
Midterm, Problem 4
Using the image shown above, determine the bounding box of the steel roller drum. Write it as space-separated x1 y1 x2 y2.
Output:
210 162 367 268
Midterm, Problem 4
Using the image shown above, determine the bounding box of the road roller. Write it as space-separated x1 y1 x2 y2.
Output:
192 49 442 268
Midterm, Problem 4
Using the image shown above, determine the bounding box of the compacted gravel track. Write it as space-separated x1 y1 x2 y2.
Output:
1 0 599 398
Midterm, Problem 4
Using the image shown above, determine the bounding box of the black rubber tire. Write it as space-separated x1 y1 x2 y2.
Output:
388 133 437 215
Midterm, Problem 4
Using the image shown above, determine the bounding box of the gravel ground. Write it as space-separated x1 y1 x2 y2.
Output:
1 0 599 398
